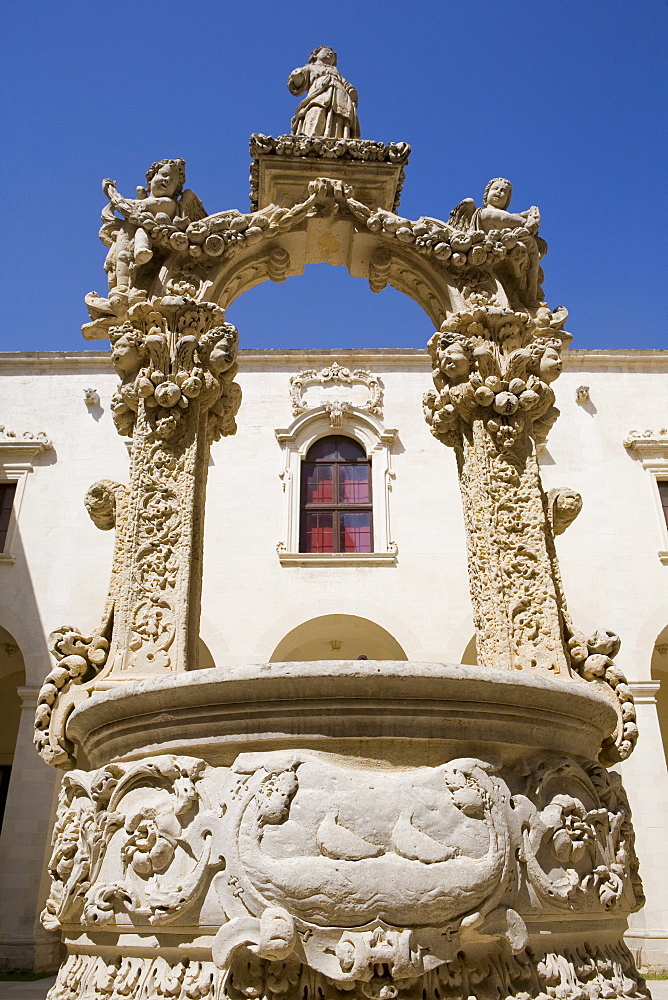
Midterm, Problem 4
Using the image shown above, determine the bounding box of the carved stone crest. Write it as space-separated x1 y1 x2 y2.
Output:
289 362 383 424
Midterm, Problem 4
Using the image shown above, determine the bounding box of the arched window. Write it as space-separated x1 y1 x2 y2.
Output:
300 436 372 553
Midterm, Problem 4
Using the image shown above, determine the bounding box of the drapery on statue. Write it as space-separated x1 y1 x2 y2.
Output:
288 46 361 139
86 158 206 316
449 178 545 308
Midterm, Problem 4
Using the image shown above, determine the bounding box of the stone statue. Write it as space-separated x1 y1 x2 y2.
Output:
288 46 360 139
449 178 544 307
87 159 206 316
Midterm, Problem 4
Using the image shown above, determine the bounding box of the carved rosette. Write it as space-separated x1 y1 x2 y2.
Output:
43 749 647 1000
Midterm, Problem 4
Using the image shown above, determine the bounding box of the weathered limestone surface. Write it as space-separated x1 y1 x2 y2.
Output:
30 47 657 998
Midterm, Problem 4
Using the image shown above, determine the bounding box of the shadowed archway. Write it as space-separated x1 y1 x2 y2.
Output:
270 613 407 662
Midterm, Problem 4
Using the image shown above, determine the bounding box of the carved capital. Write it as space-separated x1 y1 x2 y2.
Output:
108 297 241 443
425 304 569 453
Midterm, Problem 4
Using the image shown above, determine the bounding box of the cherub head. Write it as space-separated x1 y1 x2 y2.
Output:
309 45 337 66
200 324 239 377
483 177 512 211
110 323 147 377
145 159 186 199
437 336 473 383
530 339 562 384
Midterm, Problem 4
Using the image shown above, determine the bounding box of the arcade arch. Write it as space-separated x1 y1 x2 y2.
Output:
0 625 25 835
270 614 407 662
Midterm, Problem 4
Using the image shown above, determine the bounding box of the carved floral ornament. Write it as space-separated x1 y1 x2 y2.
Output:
289 362 383 423
83 161 550 339
42 749 647 1000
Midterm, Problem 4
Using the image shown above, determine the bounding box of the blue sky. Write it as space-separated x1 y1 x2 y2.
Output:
1 0 666 352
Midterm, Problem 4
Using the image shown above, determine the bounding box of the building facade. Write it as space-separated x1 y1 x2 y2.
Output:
0 345 666 971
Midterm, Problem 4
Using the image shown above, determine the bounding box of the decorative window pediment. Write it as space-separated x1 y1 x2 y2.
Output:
0 426 53 563
289 363 383 423
624 428 668 564
275 407 397 565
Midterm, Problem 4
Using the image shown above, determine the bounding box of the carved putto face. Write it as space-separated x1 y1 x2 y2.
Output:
110 328 145 377
484 178 512 210
439 340 471 382
539 346 562 384
206 327 239 377
148 162 181 199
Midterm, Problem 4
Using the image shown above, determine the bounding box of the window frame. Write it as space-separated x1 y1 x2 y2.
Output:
0 432 52 564
300 436 374 554
623 431 668 565
275 407 398 566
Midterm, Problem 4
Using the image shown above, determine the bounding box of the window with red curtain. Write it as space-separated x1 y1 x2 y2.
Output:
300 436 372 553
659 481 668 530
0 483 16 552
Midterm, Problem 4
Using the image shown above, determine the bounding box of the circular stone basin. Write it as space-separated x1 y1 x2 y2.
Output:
67 660 617 769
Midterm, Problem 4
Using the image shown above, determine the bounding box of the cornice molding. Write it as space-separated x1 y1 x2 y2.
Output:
0 348 667 374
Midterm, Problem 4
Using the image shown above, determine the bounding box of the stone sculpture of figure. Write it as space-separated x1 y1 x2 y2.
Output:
287 46 360 139
86 159 206 317
449 178 544 308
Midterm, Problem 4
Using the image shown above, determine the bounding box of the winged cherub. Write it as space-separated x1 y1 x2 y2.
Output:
87 159 206 317
449 178 544 308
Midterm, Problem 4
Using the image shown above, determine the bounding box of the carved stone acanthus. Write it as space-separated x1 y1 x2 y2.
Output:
108 297 240 443
45 940 650 1000
289 362 383 419
42 749 647 1000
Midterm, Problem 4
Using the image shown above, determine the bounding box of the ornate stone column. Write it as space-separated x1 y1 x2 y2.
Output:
424 303 571 674
34 297 241 767
423 300 637 764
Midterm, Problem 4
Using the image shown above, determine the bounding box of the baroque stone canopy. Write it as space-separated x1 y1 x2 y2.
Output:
35 47 648 1000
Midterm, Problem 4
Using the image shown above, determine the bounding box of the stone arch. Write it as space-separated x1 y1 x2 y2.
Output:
157 170 472 330
270 613 407 662
0 625 26 836
202 227 453 329
651 623 668 766
0 598 50 688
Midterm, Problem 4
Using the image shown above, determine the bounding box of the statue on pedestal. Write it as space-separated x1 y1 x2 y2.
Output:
288 46 360 139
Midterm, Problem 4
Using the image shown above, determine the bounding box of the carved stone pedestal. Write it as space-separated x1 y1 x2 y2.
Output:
43 662 648 1000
